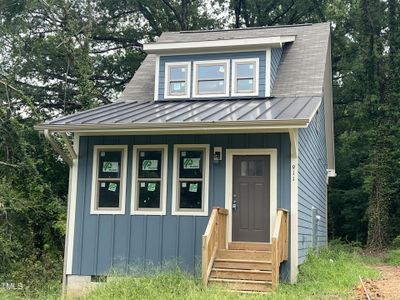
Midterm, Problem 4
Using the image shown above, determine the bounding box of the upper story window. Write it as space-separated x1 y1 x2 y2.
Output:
164 62 191 99
232 58 259 96
193 60 229 98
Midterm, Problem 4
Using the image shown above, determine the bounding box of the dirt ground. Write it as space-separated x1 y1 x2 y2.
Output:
357 265 400 300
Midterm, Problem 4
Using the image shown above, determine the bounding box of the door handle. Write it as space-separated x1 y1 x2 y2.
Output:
232 198 238 211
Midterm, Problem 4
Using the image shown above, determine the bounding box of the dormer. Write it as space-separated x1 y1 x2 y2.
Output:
143 34 295 101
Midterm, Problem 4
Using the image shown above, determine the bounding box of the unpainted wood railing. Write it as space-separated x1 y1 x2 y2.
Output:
271 208 289 288
201 207 228 287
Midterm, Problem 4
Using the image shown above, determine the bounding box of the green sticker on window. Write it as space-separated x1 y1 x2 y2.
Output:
147 183 156 192
183 158 200 169
108 182 118 192
189 183 198 193
103 161 119 173
142 160 158 171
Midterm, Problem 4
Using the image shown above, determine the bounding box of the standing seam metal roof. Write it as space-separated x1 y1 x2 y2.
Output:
41 96 321 128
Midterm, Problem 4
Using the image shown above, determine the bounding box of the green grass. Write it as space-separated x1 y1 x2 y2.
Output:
0 244 379 300
383 249 400 266
83 245 378 300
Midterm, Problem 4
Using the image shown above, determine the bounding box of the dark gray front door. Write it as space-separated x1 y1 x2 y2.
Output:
232 155 270 242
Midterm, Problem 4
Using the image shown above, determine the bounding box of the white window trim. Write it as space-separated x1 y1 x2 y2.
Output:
90 145 128 215
192 60 230 98
131 145 168 215
231 58 259 97
172 144 210 216
164 61 191 99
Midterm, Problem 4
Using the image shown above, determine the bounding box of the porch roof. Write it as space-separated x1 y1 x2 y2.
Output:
35 96 321 132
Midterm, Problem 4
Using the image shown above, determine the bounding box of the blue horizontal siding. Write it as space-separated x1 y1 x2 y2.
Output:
72 133 292 277
298 101 328 264
159 51 268 100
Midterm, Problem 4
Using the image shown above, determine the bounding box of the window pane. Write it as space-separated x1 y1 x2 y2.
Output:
179 150 203 178
98 181 120 208
169 82 186 94
198 65 225 80
236 63 254 78
237 79 254 92
198 80 225 94
179 181 202 209
138 181 161 208
138 150 162 178
98 151 122 178
170 66 186 81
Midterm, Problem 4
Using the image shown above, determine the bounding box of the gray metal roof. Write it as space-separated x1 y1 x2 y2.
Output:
37 96 321 131
120 22 331 101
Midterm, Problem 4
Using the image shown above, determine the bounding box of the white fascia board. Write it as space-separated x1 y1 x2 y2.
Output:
143 36 296 54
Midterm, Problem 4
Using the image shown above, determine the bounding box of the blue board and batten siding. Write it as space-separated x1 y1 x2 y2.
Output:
71 133 291 276
158 49 282 100
298 102 328 264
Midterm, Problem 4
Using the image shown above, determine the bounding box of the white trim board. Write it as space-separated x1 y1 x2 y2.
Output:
90 145 128 215
131 145 168 215
143 36 296 54
154 55 160 100
225 149 278 244
265 49 271 97
289 129 299 283
64 133 80 281
171 144 210 216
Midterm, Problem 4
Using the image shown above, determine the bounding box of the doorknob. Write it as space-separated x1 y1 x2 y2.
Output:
232 199 238 211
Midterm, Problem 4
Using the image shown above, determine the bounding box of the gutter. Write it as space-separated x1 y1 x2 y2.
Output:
35 119 311 133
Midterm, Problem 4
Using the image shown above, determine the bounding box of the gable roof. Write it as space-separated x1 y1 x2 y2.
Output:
120 22 331 101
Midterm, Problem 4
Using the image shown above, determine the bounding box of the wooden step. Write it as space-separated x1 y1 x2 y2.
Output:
209 278 272 292
211 268 272 281
217 249 271 260
213 258 272 271
228 242 272 251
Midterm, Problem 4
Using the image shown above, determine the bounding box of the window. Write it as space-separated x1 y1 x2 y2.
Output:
131 145 168 215
193 60 229 97
232 58 259 96
91 145 128 214
172 145 210 216
164 62 191 99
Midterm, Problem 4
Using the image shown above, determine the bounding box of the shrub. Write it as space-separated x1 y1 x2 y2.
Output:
392 236 400 249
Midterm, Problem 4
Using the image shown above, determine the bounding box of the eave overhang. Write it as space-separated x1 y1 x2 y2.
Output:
143 36 296 55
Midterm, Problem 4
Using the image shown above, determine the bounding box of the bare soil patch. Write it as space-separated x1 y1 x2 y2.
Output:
357 265 400 300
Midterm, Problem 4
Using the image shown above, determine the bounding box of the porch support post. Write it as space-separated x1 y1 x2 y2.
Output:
289 128 299 283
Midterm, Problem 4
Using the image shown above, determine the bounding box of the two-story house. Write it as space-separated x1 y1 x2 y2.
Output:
36 22 335 294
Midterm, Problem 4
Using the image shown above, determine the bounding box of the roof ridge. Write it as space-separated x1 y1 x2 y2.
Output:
176 22 328 34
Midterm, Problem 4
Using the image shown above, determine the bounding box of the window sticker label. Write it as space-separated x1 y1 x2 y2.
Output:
189 183 198 193
100 152 106 157
249 64 254 69
140 151 145 157
140 182 146 188
183 158 200 169
181 151 186 157
108 182 118 192
102 162 119 173
182 182 187 188
142 160 158 171
147 183 156 192
101 182 106 188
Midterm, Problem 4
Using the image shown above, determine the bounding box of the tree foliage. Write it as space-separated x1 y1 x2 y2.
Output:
0 0 399 287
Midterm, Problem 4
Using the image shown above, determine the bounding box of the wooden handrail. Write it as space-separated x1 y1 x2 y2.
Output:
271 209 289 288
202 207 228 287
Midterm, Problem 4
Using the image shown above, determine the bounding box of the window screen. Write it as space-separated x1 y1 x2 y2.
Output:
166 64 189 97
195 62 227 95
234 61 257 94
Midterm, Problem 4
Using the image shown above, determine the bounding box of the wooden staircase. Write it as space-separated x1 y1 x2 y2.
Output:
202 208 288 293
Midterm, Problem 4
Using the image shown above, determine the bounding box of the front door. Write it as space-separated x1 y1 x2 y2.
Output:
232 155 270 242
